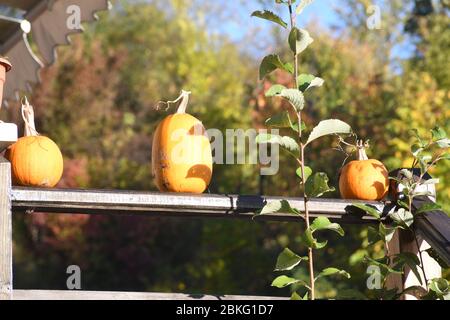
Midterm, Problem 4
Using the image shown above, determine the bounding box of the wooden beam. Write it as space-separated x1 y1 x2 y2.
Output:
13 289 287 300
414 197 450 266
11 187 390 223
0 157 12 300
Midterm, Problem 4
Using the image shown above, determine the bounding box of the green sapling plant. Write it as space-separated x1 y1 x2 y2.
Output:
354 126 449 300
252 0 352 300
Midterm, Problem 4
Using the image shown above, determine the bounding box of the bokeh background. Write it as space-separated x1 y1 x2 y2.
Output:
0 0 449 298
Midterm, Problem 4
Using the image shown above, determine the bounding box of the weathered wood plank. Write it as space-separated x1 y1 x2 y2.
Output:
11 187 390 223
0 157 12 300
13 289 287 300
412 196 450 266
385 230 404 294
386 228 442 300
401 231 441 300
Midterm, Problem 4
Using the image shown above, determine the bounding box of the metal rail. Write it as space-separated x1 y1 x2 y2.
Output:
11 187 391 223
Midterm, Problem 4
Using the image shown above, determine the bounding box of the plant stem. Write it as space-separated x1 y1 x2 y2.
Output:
288 0 315 300
408 196 429 287
288 3 299 84
300 143 315 299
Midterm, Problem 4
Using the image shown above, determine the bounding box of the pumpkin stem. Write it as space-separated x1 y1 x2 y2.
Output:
176 90 191 114
21 96 38 136
356 139 369 160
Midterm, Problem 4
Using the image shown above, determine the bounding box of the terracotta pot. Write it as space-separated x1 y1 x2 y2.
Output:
0 57 12 109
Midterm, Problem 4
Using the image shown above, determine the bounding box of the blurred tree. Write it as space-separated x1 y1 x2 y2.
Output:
11 1 281 295
7 0 449 297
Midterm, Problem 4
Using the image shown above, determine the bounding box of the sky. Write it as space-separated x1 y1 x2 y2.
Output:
224 0 339 42
1 0 414 62
218 0 414 62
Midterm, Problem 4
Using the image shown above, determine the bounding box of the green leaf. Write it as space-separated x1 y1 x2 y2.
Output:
439 152 450 161
265 111 293 128
257 200 301 217
411 144 423 157
271 275 308 288
351 203 382 220
310 216 345 236
392 252 422 285
305 119 352 145
259 54 293 79
275 248 307 271
296 166 312 183
251 10 288 28
436 138 450 148
290 292 302 300
399 168 413 180
431 126 446 141
428 278 449 298
420 178 440 185
264 87 306 111
255 133 300 153
284 62 294 74
288 27 314 55
401 286 428 299
278 88 305 111
397 200 409 209
419 159 428 177
364 256 402 274
371 288 402 300
265 84 286 97
316 267 350 281
305 172 335 198
367 226 382 245
415 202 441 214
296 0 315 15
388 208 414 229
297 73 324 92
290 121 306 133
410 129 426 147
379 222 396 243
300 228 327 249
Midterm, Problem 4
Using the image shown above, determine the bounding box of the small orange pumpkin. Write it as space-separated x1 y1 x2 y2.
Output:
152 90 212 193
5 98 63 187
339 140 389 201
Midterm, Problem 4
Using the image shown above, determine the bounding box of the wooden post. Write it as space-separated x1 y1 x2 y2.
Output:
386 170 442 299
0 156 12 300
385 230 403 292
387 229 441 299
401 231 441 299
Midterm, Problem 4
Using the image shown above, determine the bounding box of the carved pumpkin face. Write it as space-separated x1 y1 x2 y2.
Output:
151 91 212 193
339 141 389 201
6 135 63 187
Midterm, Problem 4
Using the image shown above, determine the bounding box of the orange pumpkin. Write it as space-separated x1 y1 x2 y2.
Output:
339 141 389 201
152 90 212 193
5 98 63 187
